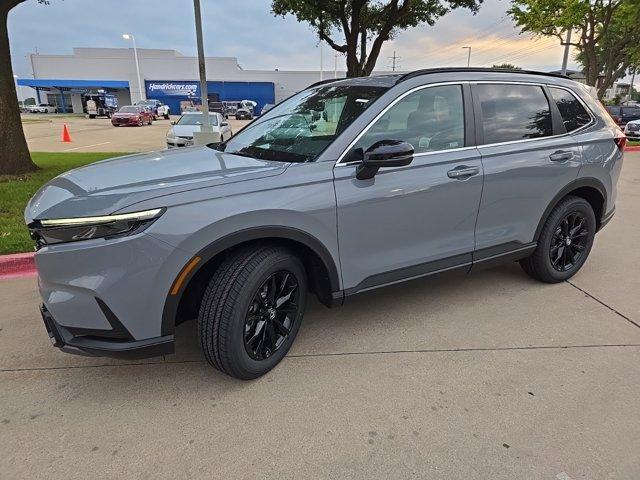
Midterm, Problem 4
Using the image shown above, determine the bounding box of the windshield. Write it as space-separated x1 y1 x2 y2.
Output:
177 113 218 126
119 106 141 113
217 84 388 162
137 100 155 105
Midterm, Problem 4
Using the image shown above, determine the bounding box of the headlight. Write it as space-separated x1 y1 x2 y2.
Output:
28 208 164 249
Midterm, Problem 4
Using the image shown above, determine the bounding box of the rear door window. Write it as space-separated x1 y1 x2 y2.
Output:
549 87 592 132
476 84 553 144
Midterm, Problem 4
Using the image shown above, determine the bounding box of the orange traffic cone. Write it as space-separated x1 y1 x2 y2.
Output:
62 124 72 143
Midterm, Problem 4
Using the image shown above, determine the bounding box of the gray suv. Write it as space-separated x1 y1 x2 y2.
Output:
25 69 625 379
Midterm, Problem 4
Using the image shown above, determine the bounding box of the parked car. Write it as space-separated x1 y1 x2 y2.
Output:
605 104 640 126
136 99 171 120
25 69 624 380
624 119 640 139
208 101 228 118
235 106 253 120
111 105 153 127
27 103 57 113
165 112 232 148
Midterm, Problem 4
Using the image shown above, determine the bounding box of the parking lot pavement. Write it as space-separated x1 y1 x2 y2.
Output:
22 114 250 153
1 154 639 479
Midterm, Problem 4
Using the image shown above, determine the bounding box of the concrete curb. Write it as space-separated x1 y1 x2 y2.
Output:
0 252 36 280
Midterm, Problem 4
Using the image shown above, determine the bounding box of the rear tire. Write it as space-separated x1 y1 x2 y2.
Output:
198 245 307 380
520 196 596 283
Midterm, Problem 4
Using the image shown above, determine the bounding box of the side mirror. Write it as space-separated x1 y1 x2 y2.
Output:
221 121 229 126
170 120 176 125
356 140 414 180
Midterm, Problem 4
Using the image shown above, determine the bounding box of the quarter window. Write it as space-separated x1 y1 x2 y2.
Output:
549 87 592 132
353 84 465 155
477 84 553 144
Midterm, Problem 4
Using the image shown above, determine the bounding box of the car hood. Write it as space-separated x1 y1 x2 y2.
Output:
25 147 288 222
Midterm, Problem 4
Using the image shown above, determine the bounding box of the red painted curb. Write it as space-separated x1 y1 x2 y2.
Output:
626 145 640 152
0 252 37 280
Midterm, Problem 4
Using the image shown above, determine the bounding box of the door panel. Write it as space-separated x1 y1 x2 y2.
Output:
334 148 483 291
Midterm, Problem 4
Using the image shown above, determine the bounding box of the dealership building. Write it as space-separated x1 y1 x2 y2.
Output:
18 47 342 114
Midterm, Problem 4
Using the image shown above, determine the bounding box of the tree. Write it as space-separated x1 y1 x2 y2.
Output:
509 0 639 98
492 63 521 69
272 0 484 77
1 0 39 175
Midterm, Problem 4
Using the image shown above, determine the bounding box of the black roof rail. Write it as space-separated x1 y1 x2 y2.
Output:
396 67 569 84
307 78 343 89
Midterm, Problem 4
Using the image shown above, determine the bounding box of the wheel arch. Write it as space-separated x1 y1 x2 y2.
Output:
534 178 607 241
161 226 341 336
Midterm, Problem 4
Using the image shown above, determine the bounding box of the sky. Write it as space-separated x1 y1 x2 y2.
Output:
9 0 581 80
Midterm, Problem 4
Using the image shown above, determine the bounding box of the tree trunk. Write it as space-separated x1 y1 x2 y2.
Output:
0 5 37 175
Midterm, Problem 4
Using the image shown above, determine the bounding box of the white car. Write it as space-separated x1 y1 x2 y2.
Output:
136 99 170 120
624 119 640 139
166 112 232 148
28 103 57 113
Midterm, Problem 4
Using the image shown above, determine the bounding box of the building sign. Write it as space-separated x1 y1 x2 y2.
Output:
146 81 200 98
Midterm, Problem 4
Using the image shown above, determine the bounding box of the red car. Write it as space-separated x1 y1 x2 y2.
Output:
111 105 153 127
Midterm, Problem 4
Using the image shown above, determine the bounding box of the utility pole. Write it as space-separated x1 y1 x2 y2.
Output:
389 51 401 72
334 52 338 79
629 68 637 102
320 40 324 81
462 46 471 67
561 29 572 76
193 0 215 144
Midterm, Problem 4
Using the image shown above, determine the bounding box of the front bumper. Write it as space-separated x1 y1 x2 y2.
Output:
167 137 193 148
41 305 174 359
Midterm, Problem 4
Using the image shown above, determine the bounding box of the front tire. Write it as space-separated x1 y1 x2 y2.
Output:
198 245 307 380
520 196 596 283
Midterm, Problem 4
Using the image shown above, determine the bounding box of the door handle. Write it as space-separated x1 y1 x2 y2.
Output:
549 151 575 162
447 166 480 179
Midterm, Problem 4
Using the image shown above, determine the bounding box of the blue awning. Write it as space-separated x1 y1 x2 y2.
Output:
16 78 129 89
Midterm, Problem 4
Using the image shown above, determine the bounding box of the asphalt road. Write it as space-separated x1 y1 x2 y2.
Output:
1 154 639 479
22 114 250 153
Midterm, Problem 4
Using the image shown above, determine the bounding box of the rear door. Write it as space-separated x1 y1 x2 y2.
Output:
471 82 583 260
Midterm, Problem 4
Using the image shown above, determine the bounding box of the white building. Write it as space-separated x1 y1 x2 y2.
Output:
19 47 345 114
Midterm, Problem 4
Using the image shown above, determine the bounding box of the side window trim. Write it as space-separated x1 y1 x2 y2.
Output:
336 81 474 164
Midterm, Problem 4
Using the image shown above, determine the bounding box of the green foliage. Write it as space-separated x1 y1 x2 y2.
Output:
508 0 640 98
0 152 128 254
492 63 521 70
272 0 484 76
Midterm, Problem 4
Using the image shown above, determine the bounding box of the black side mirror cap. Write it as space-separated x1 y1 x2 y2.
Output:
356 140 414 180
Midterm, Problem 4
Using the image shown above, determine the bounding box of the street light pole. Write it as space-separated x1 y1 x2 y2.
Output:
192 0 215 143
122 34 144 102
320 40 324 81
13 75 23 106
462 46 471 67
561 29 572 76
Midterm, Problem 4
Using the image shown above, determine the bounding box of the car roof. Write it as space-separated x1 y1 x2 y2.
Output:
308 67 570 90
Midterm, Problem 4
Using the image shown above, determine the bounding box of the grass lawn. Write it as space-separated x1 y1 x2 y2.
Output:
0 152 129 255
629 140 640 146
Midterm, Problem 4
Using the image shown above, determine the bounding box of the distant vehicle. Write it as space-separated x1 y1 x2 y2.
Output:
111 105 153 127
84 93 117 118
624 119 640 139
166 111 232 148
136 99 170 120
260 103 275 116
208 101 229 118
606 105 640 125
28 103 57 114
235 106 253 120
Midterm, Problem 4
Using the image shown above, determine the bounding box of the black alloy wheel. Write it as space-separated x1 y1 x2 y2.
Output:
549 212 589 272
243 271 300 361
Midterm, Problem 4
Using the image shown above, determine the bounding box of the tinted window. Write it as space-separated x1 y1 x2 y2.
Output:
119 106 142 113
353 84 465 155
606 106 621 115
623 106 640 117
477 84 552 144
549 87 592 132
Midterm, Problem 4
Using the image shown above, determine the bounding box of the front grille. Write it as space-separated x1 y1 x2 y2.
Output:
115 118 130 124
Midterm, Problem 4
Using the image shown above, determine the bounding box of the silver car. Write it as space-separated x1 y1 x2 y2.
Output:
26 68 624 379
166 112 233 148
